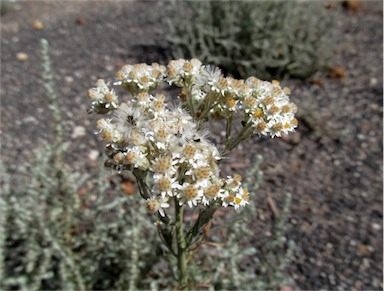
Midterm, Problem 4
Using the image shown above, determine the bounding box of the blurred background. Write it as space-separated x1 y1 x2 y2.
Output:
0 0 382 290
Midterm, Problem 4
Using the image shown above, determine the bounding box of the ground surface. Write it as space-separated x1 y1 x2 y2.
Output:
1 1 383 290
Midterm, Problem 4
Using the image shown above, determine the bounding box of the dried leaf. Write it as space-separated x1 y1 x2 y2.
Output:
120 181 135 195
310 78 325 87
328 66 347 79
342 0 361 12
75 17 87 25
267 195 280 219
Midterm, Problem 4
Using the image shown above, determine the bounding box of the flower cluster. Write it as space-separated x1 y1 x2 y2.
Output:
167 59 298 138
88 59 298 217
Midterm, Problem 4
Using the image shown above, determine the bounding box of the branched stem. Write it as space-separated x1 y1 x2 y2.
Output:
225 122 253 153
185 83 195 119
225 114 233 141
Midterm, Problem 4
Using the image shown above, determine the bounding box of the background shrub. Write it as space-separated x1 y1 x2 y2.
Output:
166 0 338 80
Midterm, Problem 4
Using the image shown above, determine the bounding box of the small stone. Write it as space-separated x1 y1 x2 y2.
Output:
258 209 265 221
71 126 86 138
371 223 381 230
33 20 43 30
75 17 87 25
88 150 99 161
370 77 378 86
362 258 370 267
16 52 28 61
357 244 370 255
65 76 74 83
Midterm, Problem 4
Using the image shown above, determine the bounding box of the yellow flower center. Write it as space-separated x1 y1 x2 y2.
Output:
158 176 172 191
183 144 196 158
256 121 266 132
235 197 243 205
226 194 235 203
244 96 257 108
104 93 114 102
102 131 113 142
125 152 138 164
155 156 172 173
242 189 250 201
204 185 221 199
264 96 274 105
272 122 283 132
183 185 199 201
196 166 211 180
147 199 159 213
291 118 298 126
253 109 263 118
269 105 279 114
227 98 236 108
281 105 291 114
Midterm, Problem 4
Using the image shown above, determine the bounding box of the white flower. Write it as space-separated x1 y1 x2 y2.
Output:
114 102 145 128
151 155 178 175
179 183 203 208
195 65 223 91
147 196 170 217
96 118 124 143
88 79 119 112
153 173 179 198
124 146 149 170
115 63 166 92
167 59 202 86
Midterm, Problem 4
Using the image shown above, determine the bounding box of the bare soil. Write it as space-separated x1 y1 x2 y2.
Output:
1 1 382 290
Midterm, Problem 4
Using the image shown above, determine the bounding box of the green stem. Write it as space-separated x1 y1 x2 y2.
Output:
199 91 216 121
175 200 189 290
225 114 233 141
185 83 195 119
225 122 252 153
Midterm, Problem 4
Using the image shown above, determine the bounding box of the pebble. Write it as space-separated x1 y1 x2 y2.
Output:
88 150 100 161
16 52 28 61
65 76 74 83
369 77 378 86
33 20 43 30
371 223 381 230
71 126 86 138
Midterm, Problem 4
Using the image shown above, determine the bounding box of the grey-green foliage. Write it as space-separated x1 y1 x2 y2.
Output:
0 157 161 290
191 155 295 290
166 0 338 80
0 39 160 291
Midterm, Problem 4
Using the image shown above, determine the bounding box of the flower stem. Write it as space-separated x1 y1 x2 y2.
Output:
225 122 253 153
175 200 189 290
185 83 195 119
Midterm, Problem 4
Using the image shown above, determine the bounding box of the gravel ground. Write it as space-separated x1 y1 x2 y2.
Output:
1 1 382 290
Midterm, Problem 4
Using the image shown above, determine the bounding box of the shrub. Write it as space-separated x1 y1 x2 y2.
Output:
166 0 338 80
